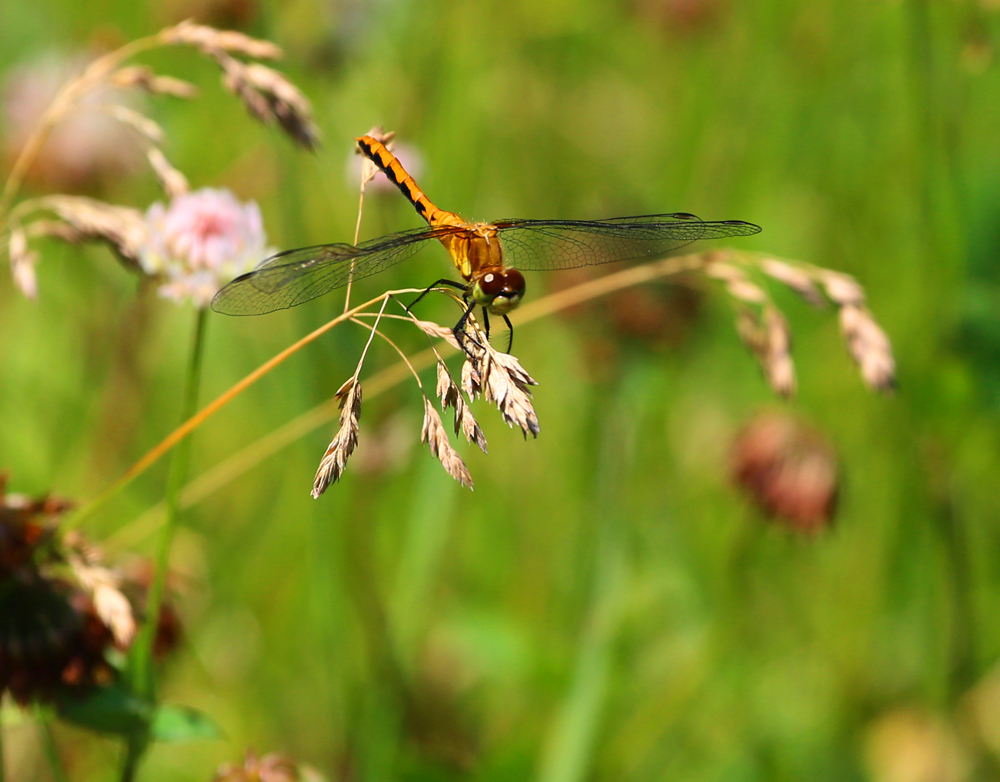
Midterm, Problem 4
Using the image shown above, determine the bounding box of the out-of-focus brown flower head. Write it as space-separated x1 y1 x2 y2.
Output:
213 750 301 782
631 0 725 34
117 557 184 661
0 473 69 576
731 411 838 533
0 480 115 704
2 52 143 192
0 475 180 705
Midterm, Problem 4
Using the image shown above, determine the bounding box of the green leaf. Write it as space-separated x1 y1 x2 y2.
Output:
55 685 150 736
151 704 223 742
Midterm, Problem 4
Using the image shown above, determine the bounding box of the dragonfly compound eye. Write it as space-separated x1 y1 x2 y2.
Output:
473 268 526 314
476 271 505 299
503 269 526 297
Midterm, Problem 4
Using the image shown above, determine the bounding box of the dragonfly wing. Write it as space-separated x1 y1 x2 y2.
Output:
493 213 761 272
211 226 460 316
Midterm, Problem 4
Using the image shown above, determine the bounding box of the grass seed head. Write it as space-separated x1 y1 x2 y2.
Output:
164 21 284 60
416 319 462 351
819 270 867 307
421 397 474 489
455 396 488 454
110 66 199 98
762 306 796 397
436 361 460 410
760 258 825 307
214 53 319 149
839 304 896 392
311 379 362 498
461 356 483 402
437 361 487 453
145 147 190 198
475 345 540 438
36 195 148 266
7 225 39 298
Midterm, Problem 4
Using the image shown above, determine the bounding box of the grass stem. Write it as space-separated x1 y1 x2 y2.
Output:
120 306 209 782
37 718 69 782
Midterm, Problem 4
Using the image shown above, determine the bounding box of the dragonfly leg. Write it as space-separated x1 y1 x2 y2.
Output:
481 308 491 341
502 314 514 353
453 299 484 356
407 278 468 312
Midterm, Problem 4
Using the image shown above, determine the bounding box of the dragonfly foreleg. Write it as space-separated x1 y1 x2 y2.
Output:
502 314 514 353
407 278 468 313
481 308 491 341
453 299 484 356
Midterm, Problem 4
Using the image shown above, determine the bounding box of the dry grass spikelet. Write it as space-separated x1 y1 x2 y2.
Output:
461 355 483 401
735 306 797 397
24 220 86 243
8 225 39 298
414 318 462 350
145 147 189 198
465 337 541 437
163 20 284 60
708 260 797 396
815 270 895 391
706 260 768 304
839 304 896 392
818 270 866 307
738 258 896 392
421 397 474 489
34 195 147 265
311 378 362 498
760 258 825 307
110 66 199 98
436 360 459 410
437 362 487 453
107 105 167 145
213 52 319 150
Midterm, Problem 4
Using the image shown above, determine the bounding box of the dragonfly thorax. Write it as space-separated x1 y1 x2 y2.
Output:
472 267 525 315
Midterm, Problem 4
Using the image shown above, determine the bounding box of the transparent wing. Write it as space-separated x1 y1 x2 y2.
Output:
493 213 761 272
212 225 463 316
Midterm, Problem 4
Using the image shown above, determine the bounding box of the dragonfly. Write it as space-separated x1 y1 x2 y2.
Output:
212 135 762 351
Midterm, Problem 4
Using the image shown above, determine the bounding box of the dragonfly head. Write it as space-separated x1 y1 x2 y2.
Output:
473 268 525 315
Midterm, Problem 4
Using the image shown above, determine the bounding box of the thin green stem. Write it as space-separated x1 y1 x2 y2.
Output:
38 719 69 782
0 711 5 782
120 306 209 782
935 492 977 701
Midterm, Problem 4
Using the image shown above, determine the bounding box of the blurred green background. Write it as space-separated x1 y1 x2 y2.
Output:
3 0 1000 779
